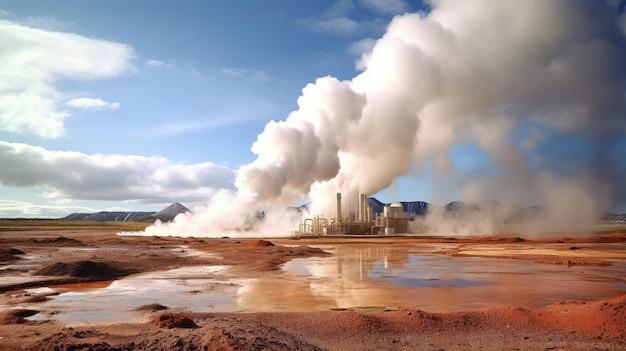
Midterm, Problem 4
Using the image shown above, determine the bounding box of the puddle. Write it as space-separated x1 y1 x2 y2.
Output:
30 266 242 325
20 244 626 325
273 246 626 311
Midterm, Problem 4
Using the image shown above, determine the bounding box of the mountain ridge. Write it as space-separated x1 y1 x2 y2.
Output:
61 202 190 223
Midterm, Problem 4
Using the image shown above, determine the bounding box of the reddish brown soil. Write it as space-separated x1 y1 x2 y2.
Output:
244 239 275 247
151 313 199 329
0 229 624 350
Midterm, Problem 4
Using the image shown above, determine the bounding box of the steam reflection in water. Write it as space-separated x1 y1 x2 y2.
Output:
254 247 626 312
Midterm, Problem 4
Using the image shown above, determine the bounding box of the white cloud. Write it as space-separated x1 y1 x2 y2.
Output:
0 198 104 218
145 59 175 68
0 141 236 204
221 67 269 81
66 97 120 110
326 0 356 17
298 16 361 35
361 0 408 15
0 20 135 138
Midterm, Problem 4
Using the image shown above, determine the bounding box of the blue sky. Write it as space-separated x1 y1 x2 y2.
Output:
1 0 625 219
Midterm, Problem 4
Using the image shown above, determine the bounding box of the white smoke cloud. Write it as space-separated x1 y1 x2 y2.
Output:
348 37 377 56
0 19 134 138
142 0 626 237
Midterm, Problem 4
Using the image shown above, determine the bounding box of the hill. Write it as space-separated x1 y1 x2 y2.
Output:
61 203 189 223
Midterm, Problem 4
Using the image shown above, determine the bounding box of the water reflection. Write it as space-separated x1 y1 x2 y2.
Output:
26 245 626 325
269 246 626 311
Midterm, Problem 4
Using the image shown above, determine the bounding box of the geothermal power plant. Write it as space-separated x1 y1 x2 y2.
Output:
294 193 412 236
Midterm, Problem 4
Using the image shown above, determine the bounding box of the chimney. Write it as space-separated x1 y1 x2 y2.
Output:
359 193 367 222
336 192 342 224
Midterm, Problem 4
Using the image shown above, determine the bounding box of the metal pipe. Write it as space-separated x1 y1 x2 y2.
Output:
303 218 313 234
371 225 384 235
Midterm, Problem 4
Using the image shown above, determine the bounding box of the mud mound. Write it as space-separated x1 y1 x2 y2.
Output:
0 248 25 262
245 239 275 248
202 319 325 351
29 236 85 246
0 309 38 324
152 313 198 328
34 260 132 278
135 303 169 312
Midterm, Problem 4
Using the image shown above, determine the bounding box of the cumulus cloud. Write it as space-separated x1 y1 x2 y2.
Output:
0 20 135 138
66 97 120 110
0 141 236 204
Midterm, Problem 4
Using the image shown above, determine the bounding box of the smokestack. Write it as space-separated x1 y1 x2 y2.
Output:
359 193 367 222
336 192 342 224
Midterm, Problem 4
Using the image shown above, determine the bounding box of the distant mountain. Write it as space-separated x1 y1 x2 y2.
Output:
63 211 154 222
61 203 189 223
142 202 190 222
368 198 429 217
601 211 626 223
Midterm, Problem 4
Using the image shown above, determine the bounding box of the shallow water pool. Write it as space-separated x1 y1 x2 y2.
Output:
27 244 626 325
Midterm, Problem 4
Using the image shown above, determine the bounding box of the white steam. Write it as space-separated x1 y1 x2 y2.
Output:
143 0 626 237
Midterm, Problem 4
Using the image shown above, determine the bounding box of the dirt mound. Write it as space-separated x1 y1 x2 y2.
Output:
152 313 198 329
202 318 325 351
34 260 132 278
245 239 275 248
29 236 85 246
0 248 25 262
0 309 38 324
7 248 26 255
135 303 169 312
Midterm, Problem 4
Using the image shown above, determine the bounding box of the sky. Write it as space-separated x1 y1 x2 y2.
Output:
1 0 626 221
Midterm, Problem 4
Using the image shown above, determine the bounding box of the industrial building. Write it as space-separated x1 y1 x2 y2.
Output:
293 193 411 236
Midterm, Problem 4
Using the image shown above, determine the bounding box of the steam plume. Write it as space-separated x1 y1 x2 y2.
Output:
144 0 626 237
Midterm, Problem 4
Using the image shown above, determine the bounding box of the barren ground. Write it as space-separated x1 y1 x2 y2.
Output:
0 228 625 350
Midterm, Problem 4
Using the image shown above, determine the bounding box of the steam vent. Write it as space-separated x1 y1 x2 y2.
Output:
293 193 410 236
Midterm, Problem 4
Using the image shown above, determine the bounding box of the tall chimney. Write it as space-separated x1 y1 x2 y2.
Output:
359 193 367 222
336 192 342 224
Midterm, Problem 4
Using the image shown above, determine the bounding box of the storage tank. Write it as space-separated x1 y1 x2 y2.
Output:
385 203 404 218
